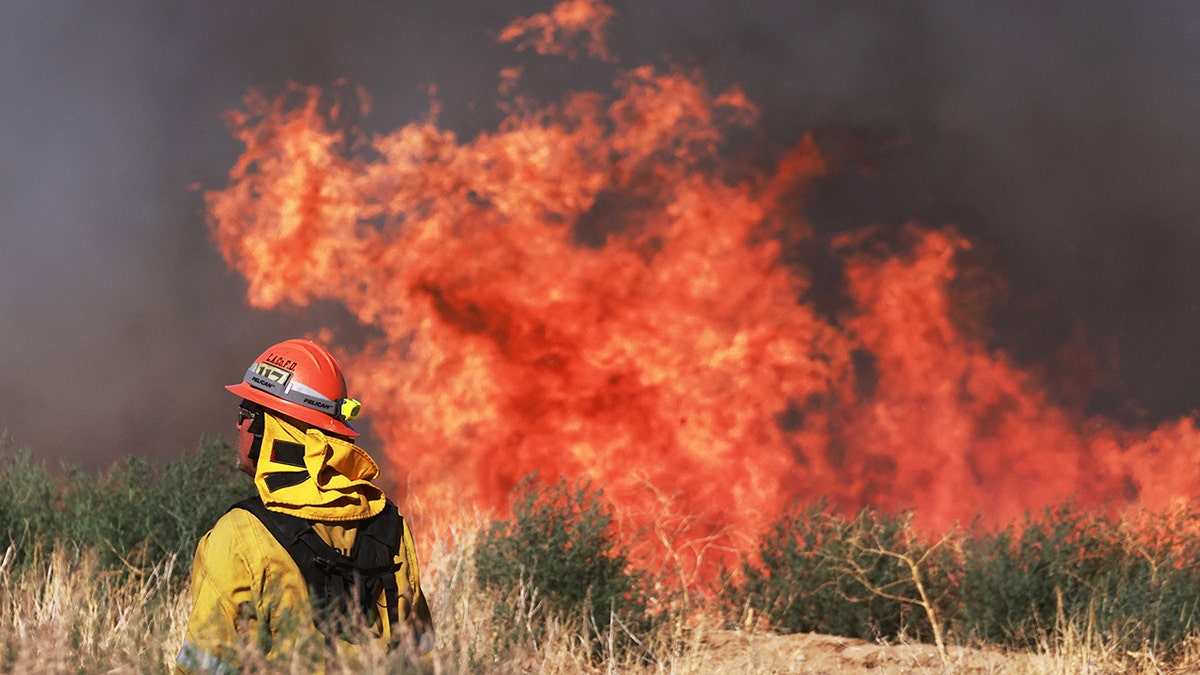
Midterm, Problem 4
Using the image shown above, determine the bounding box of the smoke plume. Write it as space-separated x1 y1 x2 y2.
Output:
3 0 1200 537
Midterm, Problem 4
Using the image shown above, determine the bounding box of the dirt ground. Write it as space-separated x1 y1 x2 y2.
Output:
686 629 1017 674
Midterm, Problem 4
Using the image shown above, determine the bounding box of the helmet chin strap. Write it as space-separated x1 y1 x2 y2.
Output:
244 400 266 465
248 433 264 466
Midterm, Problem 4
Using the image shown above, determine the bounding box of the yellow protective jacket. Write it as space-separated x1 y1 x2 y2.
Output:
176 414 433 674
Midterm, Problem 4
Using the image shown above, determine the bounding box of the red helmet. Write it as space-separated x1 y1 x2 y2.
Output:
226 338 362 437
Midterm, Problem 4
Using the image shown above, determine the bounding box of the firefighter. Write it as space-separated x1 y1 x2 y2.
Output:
176 338 433 673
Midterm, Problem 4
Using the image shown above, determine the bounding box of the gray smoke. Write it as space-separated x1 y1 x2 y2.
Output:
3 0 1199 470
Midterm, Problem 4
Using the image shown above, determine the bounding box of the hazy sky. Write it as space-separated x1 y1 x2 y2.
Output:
3 0 1200 470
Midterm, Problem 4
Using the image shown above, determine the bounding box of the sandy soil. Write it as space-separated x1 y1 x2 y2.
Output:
684 629 1018 674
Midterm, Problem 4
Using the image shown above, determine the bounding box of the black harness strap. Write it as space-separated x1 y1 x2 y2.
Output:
232 497 404 642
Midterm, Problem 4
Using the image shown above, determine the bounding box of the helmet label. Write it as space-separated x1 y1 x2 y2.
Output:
264 353 299 371
252 363 293 390
301 396 335 413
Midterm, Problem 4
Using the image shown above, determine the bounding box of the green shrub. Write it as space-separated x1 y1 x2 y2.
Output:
60 438 254 572
474 474 653 654
147 437 258 562
958 502 1200 653
740 500 958 642
744 498 1200 656
0 435 63 555
0 437 253 577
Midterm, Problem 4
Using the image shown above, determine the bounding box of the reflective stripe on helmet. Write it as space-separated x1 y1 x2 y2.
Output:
243 364 361 421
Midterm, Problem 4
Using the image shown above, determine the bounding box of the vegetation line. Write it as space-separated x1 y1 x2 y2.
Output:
3 437 1200 672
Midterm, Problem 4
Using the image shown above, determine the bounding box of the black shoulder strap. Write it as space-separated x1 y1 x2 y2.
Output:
356 502 404 633
231 496 313 549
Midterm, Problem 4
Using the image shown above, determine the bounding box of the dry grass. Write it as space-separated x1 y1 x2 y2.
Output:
0 543 186 672
4 522 1200 674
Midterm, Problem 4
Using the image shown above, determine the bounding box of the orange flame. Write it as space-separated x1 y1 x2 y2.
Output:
497 0 614 61
207 1 1200 583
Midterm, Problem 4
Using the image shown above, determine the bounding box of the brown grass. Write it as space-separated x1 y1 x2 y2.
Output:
4 520 1200 674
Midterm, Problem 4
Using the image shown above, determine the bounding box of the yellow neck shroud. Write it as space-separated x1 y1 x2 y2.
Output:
253 413 385 522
